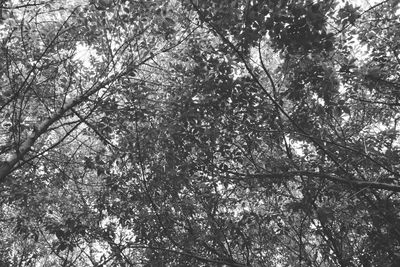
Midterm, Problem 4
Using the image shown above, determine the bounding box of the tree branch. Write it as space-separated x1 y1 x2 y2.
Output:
0 55 154 182
236 171 400 193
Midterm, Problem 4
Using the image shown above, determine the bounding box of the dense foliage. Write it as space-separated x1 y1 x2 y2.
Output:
1 0 400 266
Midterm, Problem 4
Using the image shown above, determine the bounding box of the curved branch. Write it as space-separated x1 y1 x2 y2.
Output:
237 171 400 193
189 1 350 174
190 1 400 180
124 243 249 267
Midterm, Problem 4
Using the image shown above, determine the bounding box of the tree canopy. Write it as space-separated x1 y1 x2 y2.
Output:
1 0 400 266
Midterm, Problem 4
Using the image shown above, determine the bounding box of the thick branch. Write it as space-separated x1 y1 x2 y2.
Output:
0 56 153 182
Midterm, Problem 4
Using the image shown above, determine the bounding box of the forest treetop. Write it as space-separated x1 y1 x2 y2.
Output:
1 0 400 266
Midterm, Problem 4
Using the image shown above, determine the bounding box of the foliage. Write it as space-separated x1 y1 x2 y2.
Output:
1 0 400 266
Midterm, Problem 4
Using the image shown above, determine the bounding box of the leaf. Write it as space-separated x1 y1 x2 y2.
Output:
342 106 351 115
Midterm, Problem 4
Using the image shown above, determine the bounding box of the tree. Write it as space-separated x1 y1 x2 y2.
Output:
1 0 400 266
